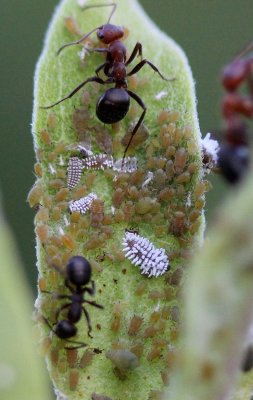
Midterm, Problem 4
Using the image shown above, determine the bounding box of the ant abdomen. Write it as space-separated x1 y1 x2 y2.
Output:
66 255 91 286
218 143 249 183
96 88 130 124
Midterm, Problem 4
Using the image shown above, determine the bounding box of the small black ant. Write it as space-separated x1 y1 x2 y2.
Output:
218 41 253 183
41 3 173 161
42 255 103 349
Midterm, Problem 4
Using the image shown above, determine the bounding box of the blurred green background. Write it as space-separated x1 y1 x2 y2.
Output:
1 0 253 291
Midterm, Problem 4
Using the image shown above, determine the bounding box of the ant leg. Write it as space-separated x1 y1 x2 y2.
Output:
95 61 109 77
82 307 93 338
84 300 104 310
126 42 143 66
84 280 95 296
41 315 55 331
54 302 72 322
122 89 147 161
127 59 174 81
40 76 105 109
41 290 70 301
41 289 71 300
234 41 253 62
40 289 53 295
57 26 99 55
44 258 74 293
81 3 117 24
247 59 253 96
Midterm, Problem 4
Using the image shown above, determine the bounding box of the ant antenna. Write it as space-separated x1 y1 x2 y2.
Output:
234 40 253 62
57 3 117 56
81 3 117 24
57 26 99 55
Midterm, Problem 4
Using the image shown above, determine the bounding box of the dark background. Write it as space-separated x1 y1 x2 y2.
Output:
1 0 252 290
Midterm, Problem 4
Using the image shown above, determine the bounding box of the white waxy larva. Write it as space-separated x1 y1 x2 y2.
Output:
67 157 83 189
69 193 97 214
113 157 138 173
82 154 114 170
122 232 169 277
201 132 220 170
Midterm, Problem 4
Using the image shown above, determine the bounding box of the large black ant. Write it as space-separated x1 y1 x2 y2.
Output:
218 41 253 183
41 3 172 161
42 255 103 349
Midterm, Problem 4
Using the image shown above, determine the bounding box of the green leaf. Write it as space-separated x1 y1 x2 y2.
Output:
31 0 205 398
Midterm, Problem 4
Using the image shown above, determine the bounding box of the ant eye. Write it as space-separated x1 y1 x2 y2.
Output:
97 31 104 39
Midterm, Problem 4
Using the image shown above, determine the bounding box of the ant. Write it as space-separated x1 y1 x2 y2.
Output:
218 41 253 183
42 255 103 349
41 3 173 162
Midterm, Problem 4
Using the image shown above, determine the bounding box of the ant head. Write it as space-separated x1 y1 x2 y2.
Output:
97 24 124 44
222 59 247 92
66 256 91 286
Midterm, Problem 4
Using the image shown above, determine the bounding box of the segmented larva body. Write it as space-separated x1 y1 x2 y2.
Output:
122 231 169 277
67 157 83 189
113 157 138 173
83 154 114 170
69 193 97 214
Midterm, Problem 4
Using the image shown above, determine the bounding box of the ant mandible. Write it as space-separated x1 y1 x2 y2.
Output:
41 3 172 161
218 41 253 183
42 255 103 349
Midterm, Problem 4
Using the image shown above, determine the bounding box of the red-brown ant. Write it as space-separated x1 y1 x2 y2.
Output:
42 255 103 349
218 41 253 183
41 3 173 161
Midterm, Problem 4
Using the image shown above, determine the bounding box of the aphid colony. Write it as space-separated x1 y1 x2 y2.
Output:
32 2 208 397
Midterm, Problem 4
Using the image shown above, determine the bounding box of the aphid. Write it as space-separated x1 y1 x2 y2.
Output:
36 224 48 244
69 192 97 214
69 369 79 390
90 198 105 227
122 231 169 277
79 349 94 368
128 315 143 336
67 157 83 189
41 3 173 162
200 132 220 172
42 255 103 349
106 349 139 371
217 42 253 183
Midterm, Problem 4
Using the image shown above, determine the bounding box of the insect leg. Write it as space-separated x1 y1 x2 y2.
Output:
84 299 104 309
123 89 147 161
126 42 143 66
82 307 93 338
40 76 105 109
127 59 174 81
